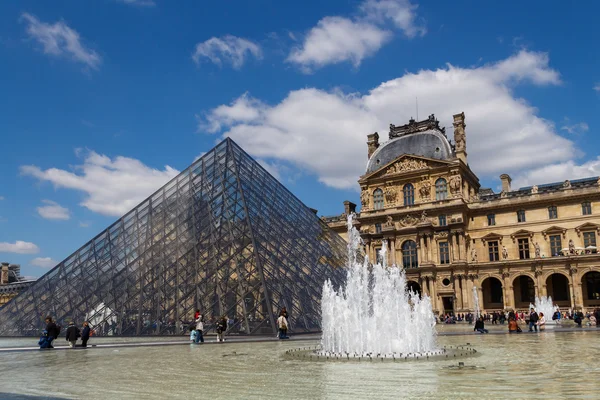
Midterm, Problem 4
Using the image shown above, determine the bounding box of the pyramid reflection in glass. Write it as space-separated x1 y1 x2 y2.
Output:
0 138 348 336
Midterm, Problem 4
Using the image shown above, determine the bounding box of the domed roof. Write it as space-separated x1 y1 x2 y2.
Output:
366 129 453 174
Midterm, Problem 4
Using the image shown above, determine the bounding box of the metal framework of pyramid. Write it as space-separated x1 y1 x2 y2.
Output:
0 138 349 336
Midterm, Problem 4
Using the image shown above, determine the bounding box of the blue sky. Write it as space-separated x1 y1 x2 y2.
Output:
0 0 598 277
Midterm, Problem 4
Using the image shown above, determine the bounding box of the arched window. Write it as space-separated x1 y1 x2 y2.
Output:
373 188 384 210
402 240 418 268
435 178 447 200
403 183 414 206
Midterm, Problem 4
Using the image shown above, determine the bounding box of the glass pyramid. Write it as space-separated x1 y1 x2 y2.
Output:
0 138 348 336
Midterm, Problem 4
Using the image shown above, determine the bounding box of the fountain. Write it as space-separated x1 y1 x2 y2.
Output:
318 214 441 359
472 287 481 320
529 296 560 326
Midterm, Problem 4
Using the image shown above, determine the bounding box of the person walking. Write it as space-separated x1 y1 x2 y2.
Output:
65 321 80 348
216 315 227 342
81 321 91 348
474 316 488 334
277 312 289 339
528 308 539 332
195 315 204 344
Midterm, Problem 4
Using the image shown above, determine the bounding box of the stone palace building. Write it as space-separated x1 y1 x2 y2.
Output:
324 113 600 315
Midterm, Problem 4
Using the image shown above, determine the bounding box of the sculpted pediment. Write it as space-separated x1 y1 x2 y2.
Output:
365 155 451 180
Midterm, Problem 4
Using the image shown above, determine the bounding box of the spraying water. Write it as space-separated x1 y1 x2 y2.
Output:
320 214 439 357
472 287 481 320
529 296 560 324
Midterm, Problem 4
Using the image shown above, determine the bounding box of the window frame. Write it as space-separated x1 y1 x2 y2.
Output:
435 178 447 201
517 209 526 223
583 231 597 248
549 234 562 257
375 223 382 234
487 213 496 226
438 214 447 226
403 183 415 206
439 241 450 264
401 240 419 268
373 188 384 210
488 240 499 262
518 238 530 259
582 201 592 216
548 205 558 219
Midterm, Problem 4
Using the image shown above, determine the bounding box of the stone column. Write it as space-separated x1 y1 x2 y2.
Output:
421 276 430 296
429 276 438 313
429 235 436 264
503 274 513 310
389 238 396 266
458 233 465 260
574 283 584 310
418 236 425 265
461 275 470 310
569 283 576 310
452 233 459 262
453 275 463 310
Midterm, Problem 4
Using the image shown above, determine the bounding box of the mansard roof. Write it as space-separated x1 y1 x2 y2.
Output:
365 115 454 175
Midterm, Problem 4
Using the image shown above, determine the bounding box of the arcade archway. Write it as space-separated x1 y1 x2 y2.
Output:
481 277 504 310
546 273 571 308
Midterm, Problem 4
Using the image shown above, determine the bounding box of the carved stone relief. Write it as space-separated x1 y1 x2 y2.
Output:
385 158 428 175
360 189 369 209
449 172 462 198
531 185 538 194
384 186 397 205
418 177 431 201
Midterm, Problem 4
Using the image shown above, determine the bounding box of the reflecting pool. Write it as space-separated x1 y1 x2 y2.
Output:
1 332 599 399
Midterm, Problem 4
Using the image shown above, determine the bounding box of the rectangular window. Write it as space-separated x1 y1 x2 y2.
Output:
375 223 382 234
548 206 558 219
439 242 450 264
375 248 382 264
487 214 496 226
549 235 562 256
488 241 499 262
582 202 592 216
518 238 530 259
438 215 447 226
517 210 526 223
583 231 596 248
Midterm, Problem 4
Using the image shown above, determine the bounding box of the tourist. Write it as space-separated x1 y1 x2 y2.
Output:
574 311 583 327
216 315 227 342
528 308 539 332
195 315 204 344
81 321 91 348
65 321 80 348
474 316 488 334
189 326 197 342
508 317 521 333
590 312 597 327
492 312 498 325
194 309 200 320
594 309 600 328
537 313 546 331
41 316 60 349
277 312 289 339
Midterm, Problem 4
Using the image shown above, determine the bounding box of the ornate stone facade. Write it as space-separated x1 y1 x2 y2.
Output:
324 113 600 315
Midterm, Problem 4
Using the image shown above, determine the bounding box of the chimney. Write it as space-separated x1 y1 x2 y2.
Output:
500 174 512 193
1 263 9 285
367 132 380 159
452 112 467 164
343 200 357 215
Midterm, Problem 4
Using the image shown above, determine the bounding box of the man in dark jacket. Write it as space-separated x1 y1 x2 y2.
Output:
44 316 60 348
529 308 539 332
65 321 80 348
81 321 91 347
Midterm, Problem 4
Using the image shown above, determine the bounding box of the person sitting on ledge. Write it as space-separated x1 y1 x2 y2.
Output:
537 313 546 331
474 316 488 334
508 317 521 333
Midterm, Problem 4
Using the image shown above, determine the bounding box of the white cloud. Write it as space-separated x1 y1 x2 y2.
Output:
192 35 262 69
30 257 57 268
513 158 600 189
0 196 4 200
287 0 424 71
0 241 40 254
561 122 589 135
201 50 580 190
360 0 426 38
117 0 156 6
79 221 90 228
594 84 600 92
21 150 179 217
36 200 70 220
287 17 391 71
20 13 101 70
